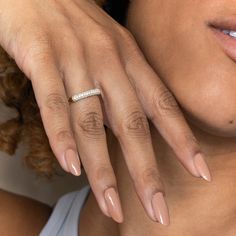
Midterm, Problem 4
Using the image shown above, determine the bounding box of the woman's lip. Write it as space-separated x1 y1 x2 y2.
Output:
209 17 236 62
209 17 236 32
210 26 236 63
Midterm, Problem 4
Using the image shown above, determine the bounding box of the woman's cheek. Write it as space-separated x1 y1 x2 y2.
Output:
146 32 236 137
127 0 236 137
175 71 236 137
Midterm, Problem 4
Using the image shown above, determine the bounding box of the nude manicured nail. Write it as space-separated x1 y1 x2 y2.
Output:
64 149 81 176
104 187 124 223
152 192 170 226
193 153 212 182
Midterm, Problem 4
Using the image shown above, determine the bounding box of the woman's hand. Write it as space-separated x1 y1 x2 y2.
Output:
0 0 211 224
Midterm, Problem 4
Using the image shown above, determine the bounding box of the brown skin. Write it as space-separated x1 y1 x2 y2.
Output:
127 0 236 137
80 0 236 235
2 0 236 235
0 0 209 223
79 126 236 236
2 123 236 235
0 190 52 236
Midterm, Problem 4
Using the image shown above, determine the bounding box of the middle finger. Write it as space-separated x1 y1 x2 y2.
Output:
94 52 170 225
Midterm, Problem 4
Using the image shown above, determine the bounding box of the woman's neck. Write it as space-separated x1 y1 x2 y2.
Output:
80 122 236 236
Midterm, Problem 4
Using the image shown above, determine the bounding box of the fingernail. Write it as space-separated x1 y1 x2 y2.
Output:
152 192 170 226
104 187 124 223
193 153 212 182
64 149 81 176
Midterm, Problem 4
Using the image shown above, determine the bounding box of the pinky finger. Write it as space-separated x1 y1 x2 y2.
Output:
28 53 81 175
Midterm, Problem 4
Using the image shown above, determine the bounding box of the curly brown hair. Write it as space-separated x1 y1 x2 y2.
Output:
0 0 106 178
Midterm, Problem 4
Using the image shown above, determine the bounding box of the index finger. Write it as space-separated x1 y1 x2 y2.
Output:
123 44 211 181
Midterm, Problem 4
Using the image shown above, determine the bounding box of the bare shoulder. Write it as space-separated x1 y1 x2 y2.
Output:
0 189 52 236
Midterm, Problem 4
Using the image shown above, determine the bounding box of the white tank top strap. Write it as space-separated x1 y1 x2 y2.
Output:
39 185 91 236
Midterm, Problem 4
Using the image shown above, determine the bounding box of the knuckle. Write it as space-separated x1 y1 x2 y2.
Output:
184 132 199 145
25 32 51 60
116 109 151 139
142 168 160 182
181 133 200 154
43 93 68 113
30 49 53 69
59 28 84 55
94 28 116 51
133 167 164 194
75 111 105 139
117 26 142 60
94 166 115 183
59 41 84 70
55 130 73 143
141 167 162 187
67 40 84 57
118 26 135 42
152 86 181 119
16 28 52 75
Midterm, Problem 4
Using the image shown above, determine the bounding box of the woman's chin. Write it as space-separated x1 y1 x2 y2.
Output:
186 113 236 138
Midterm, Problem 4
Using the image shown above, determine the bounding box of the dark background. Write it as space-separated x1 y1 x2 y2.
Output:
103 0 129 24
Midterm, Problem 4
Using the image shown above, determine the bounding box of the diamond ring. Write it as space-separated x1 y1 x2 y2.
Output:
68 88 102 103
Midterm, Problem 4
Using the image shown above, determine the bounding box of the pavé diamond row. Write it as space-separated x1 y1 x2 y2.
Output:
68 88 101 103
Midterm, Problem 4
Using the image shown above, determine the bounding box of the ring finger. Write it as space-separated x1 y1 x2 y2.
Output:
60 48 124 223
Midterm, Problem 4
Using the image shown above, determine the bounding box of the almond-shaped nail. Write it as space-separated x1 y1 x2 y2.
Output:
104 187 124 223
152 192 170 226
193 153 211 182
64 149 81 176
